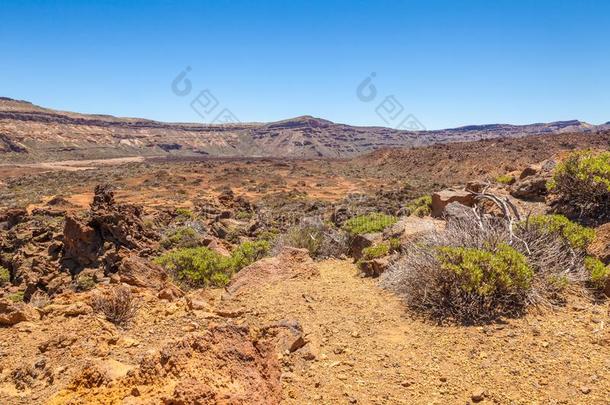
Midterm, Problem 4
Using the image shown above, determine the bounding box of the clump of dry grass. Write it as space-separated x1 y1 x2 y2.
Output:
91 286 141 327
273 217 349 259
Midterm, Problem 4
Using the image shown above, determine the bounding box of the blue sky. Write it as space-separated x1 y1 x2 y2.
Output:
1 0 608 129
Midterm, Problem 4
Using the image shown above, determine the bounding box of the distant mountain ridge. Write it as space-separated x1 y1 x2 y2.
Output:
0 97 607 162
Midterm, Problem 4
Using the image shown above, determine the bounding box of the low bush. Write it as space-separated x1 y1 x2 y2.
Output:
343 213 397 235
382 213 593 324
585 256 610 291
406 195 432 217
227 240 270 270
75 274 96 291
361 243 390 260
92 286 140 327
548 150 610 221
29 291 50 308
8 291 24 303
155 247 233 287
526 214 595 250
436 244 532 296
160 226 201 250
0 266 9 285
388 237 402 251
495 174 515 185
175 207 195 220
155 240 270 287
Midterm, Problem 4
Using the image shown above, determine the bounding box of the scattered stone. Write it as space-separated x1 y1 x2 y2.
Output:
580 386 591 394
471 388 485 402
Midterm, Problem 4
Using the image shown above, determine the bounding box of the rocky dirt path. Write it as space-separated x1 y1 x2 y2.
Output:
232 259 610 404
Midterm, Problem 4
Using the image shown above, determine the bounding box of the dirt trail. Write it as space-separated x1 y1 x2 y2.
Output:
231 259 610 404
0 258 607 404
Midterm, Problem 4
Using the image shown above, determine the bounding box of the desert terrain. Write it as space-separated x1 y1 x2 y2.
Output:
0 102 609 405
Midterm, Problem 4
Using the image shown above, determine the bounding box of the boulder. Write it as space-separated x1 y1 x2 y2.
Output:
118 255 168 289
400 216 443 243
431 189 475 217
588 223 610 265
519 165 540 179
442 202 475 222
510 176 548 201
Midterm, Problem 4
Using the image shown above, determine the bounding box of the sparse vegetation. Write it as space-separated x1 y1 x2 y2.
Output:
92 286 140 327
548 150 610 221
343 213 397 235
388 237 402 251
406 195 432 217
585 256 610 291
160 226 201 250
361 243 390 260
495 174 515 185
75 274 96 291
8 291 25 303
0 266 9 285
29 290 50 308
175 207 194 219
228 240 270 270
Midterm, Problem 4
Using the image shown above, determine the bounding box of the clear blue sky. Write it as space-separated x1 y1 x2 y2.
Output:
1 0 608 129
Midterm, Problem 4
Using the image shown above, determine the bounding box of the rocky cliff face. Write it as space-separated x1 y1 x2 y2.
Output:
0 97 605 162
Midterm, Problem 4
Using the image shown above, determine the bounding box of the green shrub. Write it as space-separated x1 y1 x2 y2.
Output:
527 215 595 250
585 256 610 290
388 237 402 251
343 213 398 235
436 244 533 296
258 229 280 242
0 266 9 285
160 227 201 250
406 195 432 217
8 291 24 303
227 240 270 270
76 274 96 291
235 210 253 220
155 240 270 288
155 247 233 287
175 207 194 219
548 150 610 220
361 243 390 260
495 174 515 185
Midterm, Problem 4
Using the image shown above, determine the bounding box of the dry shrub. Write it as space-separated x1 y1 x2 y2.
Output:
273 217 348 259
381 213 589 324
29 290 50 308
92 286 140 327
